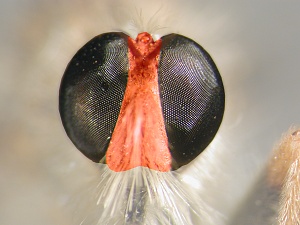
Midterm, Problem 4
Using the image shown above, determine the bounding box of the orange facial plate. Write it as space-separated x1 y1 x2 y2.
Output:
106 32 171 172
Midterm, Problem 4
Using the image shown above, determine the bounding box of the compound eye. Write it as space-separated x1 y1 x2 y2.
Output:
158 34 225 168
59 32 129 163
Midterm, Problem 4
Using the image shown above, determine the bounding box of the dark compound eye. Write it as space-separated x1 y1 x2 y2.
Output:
158 34 225 168
59 32 225 172
59 33 129 164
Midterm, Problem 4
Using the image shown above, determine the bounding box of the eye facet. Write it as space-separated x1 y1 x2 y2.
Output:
59 32 225 171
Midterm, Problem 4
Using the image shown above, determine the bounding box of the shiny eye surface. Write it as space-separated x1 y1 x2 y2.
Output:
59 32 225 171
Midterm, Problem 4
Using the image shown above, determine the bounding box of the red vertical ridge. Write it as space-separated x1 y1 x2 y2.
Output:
106 32 172 172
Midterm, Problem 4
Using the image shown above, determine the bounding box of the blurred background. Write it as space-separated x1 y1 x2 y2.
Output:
1 0 300 224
